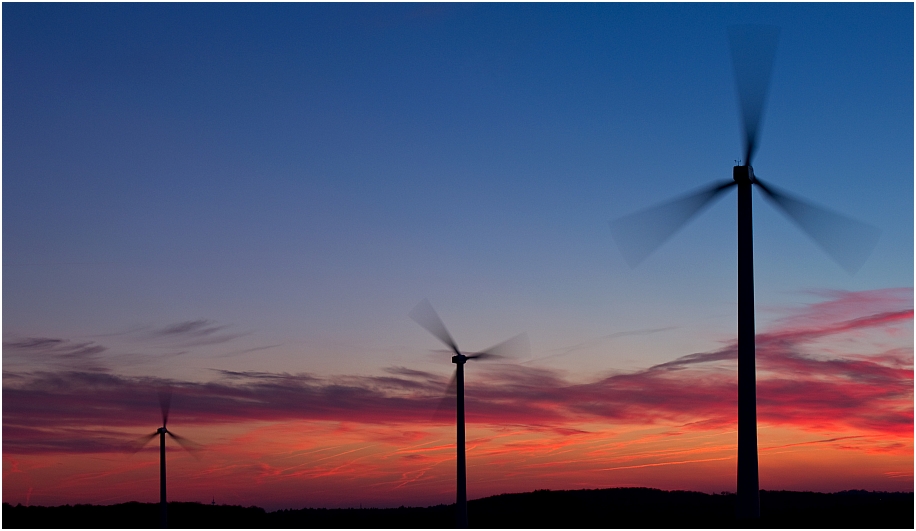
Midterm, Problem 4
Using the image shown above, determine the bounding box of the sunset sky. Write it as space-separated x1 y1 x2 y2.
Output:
3 3 912 511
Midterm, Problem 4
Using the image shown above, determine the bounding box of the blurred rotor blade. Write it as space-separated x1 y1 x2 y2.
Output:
467 332 529 361
410 299 460 356
729 24 780 166
755 178 880 274
126 432 159 454
610 181 736 267
167 431 203 460
158 388 172 427
431 370 458 422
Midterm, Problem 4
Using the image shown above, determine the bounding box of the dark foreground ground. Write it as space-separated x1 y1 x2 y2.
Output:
4 488 913 528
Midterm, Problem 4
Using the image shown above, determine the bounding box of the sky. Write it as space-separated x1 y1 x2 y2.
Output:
2 2 913 511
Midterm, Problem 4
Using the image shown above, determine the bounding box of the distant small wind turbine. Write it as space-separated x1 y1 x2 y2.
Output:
410 299 527 528
128 389 201 529
609 25 879 519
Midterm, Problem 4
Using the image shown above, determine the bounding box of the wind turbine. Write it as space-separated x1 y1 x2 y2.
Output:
410 299 527 528
129 390 201 528
609 26 879 519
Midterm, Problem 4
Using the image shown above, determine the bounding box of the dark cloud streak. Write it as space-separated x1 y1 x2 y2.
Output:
148 319 247 347
3 337 110 372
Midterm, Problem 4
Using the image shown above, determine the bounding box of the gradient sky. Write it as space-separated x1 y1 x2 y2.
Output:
3 3 912 511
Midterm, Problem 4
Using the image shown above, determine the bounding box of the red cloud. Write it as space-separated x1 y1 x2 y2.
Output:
3 289 911 455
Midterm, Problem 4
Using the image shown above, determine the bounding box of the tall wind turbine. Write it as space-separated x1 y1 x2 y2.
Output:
410 299 527 528
129 390 201 528
609 26 879 519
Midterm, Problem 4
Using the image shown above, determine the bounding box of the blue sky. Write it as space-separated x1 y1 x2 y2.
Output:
3 3 914 509
4 2 912 381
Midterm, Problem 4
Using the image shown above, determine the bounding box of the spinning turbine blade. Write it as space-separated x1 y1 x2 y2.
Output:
158 388 172 427
431 370 459 422
467 332 530 360
126 432 159 454
410 299 460 355
610 180 735 266
729 25 779 166
167 431 203 460
755 178 880 274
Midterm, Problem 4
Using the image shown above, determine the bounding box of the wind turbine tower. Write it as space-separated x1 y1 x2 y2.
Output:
609 26 879 518
410 299 527 528
129 390 201 528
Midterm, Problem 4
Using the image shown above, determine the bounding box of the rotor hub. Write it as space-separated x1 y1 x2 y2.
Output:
451 354 467 365
157 427 167 434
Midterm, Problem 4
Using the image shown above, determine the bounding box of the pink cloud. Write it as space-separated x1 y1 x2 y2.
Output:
3 289 911 456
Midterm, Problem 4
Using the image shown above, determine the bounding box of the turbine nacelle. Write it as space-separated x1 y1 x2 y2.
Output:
451 354 467 365
733 164 756 184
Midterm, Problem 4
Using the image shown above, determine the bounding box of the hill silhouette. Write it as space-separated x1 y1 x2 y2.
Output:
3 487 912 528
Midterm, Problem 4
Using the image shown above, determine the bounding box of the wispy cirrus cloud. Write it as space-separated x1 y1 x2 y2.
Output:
3 319 259 375
3 289 911 456
147 319 249 347
3 337 110 372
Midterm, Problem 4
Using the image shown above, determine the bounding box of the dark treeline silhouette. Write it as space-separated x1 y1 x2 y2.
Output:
4 488 913 528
